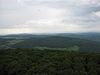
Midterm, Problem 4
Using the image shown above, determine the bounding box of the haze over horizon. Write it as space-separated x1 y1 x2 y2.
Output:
0 0 100 35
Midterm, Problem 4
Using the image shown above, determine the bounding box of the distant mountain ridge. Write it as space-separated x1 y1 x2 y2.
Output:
56 32 100 42
0 32 100 52
0 32 100 41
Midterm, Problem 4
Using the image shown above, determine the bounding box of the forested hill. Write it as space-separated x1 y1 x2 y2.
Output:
56 33 100 42
0 33 100 75
0 35 100 52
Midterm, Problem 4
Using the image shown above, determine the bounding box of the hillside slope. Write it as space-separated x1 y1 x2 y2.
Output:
0 34 100 52
0 36 99 52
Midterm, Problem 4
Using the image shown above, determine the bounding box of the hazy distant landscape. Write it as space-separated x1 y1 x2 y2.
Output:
0 32 100 52
0 32 100 75
0 0 100 75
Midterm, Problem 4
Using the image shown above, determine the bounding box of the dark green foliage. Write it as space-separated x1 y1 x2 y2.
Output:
0 48 100 75
19 37 100 52
0 33 100 52
0 36 100 52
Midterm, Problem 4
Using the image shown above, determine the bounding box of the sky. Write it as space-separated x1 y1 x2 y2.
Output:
0 0 100 35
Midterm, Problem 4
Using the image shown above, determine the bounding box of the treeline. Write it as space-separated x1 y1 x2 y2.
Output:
0 48 100 75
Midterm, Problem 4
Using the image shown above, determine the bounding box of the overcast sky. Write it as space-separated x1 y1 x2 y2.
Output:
0 0 100 35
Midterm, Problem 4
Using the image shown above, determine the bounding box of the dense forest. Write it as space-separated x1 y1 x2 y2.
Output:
0 35 100 52
0 48 100 75
0 33 100 75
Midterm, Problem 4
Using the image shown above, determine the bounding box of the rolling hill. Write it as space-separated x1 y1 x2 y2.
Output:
0 33 100 52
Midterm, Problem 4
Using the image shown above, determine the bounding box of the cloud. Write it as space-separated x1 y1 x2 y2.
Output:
0 28 33 35
0 0 100 34
94 11 100 17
